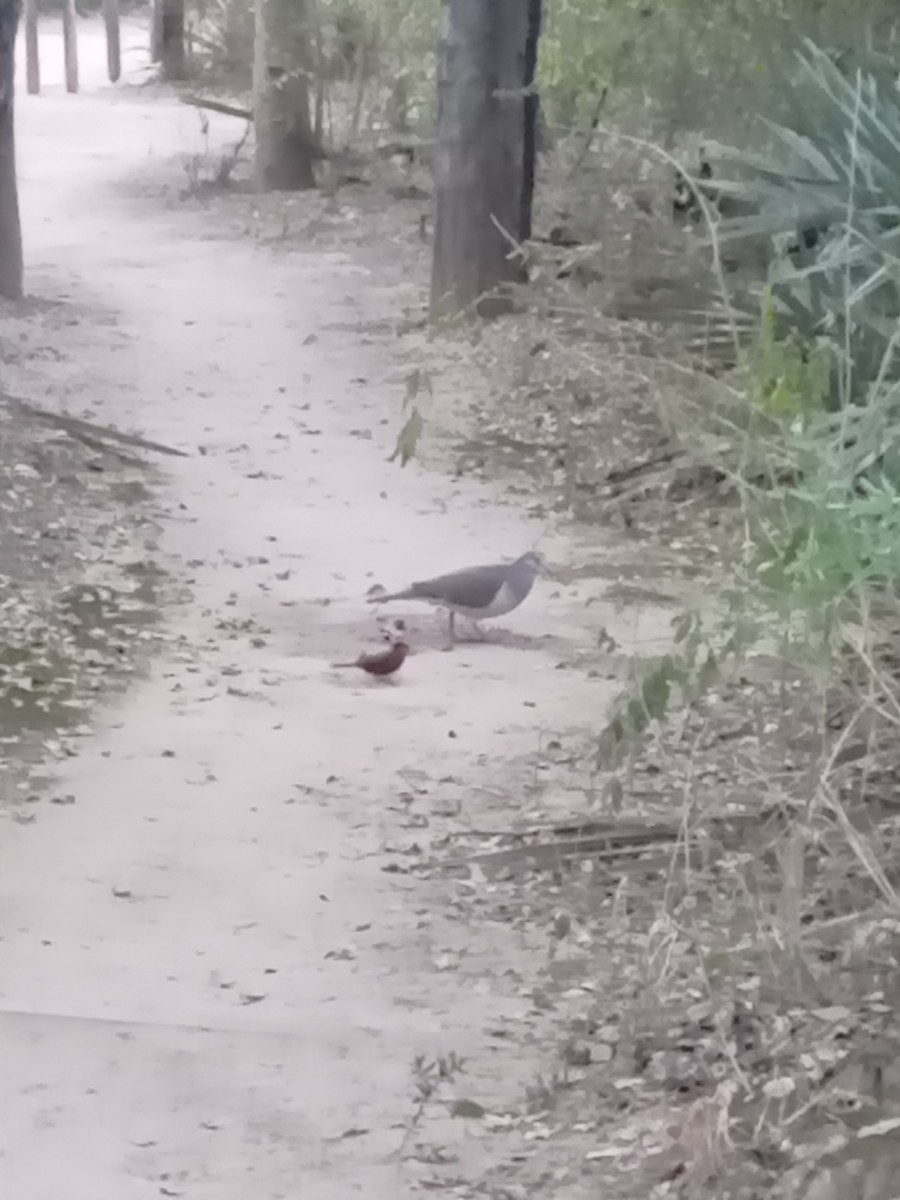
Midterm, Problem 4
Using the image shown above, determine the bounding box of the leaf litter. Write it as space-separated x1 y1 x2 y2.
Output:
0 299 169 816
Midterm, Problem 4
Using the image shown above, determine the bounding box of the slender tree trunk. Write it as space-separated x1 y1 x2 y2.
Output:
519 0 542 244
150 0 163 61
253 0 318 191
104 0 121 82
312 2 325 143
62 0 79 93
24 0 39 94
0 0 23 300
430 0 535 320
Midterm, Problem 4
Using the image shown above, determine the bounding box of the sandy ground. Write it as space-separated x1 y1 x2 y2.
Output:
1 18 670 1198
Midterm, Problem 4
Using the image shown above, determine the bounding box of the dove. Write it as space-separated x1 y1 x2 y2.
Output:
368 551 543 642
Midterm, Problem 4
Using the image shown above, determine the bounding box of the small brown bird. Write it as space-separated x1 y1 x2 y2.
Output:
332 640 409 679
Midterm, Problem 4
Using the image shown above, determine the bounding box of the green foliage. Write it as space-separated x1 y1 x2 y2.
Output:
746 386 900 635
597 610 757 766
185 0 437 134
599 68 900 761
601 326 900 762
596 653 683 767
745 265 900 657
712 40 900 406
538 0 900 142
314 0 438 133
750 289 832 422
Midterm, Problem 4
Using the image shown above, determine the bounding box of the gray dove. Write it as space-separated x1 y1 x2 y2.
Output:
368 550 543 643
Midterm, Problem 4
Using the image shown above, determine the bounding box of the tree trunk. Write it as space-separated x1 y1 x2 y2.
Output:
150 0 162 61
104 0 121 83
430 0 535 320
253 0 318 192
159 0 186 81
519 0 542 244
62 0 78 93
24 0 39 94
0 0 23 300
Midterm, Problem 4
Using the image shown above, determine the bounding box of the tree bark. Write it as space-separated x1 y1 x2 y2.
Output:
150 0 162 61
104 0 121 83
0 0 23 300
62 0 79 93
24 0 39 94
430 0 536 320
159 0 186 82
253 0 318 192
519 0 542 244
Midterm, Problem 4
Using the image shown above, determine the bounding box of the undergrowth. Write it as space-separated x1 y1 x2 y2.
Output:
588 57 900 1194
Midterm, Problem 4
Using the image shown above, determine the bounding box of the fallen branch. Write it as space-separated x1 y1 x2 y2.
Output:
66 429 146 466
181 94 253 122
448 833 686 875
442 817 677 844
436 821 683 875
605 449 677 487
0 390 190 458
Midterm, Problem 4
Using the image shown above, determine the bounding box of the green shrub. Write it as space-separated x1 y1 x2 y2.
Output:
711 41 900 408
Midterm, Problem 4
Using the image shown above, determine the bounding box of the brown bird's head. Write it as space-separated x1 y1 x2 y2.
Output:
380 617 408 646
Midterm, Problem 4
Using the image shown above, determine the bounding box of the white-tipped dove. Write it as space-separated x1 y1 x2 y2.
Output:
368 550 543 642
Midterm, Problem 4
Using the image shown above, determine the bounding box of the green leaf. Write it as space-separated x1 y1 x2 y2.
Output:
388 407 424 467
641 659 674 721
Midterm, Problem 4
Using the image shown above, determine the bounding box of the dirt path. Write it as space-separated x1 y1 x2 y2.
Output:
1 22 663 1198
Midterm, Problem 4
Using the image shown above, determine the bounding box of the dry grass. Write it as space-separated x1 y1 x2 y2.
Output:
419 661 900 1198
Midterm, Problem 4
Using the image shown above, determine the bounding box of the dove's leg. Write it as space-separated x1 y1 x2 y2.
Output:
452 615 487 644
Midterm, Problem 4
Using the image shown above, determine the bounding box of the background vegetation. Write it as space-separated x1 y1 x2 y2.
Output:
93 0 900 1192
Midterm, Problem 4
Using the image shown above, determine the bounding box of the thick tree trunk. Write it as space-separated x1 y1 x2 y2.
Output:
0 0 23 300
253 0 318 192
104 0 121 83
159 0 186 81
62 0 79 93
430 0 536 320
24 0 39 94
